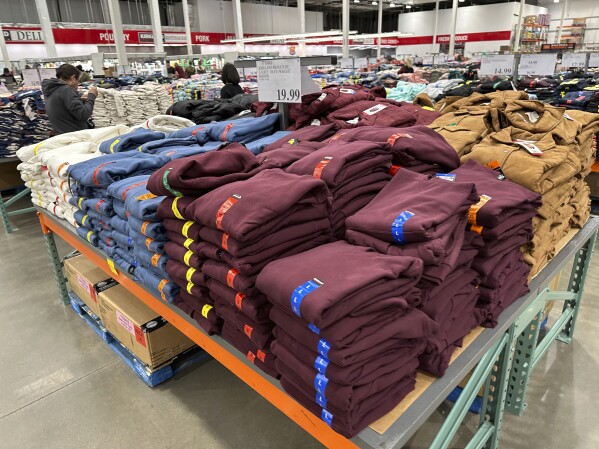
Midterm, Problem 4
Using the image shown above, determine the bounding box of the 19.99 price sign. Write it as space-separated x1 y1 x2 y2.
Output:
257 58 302 103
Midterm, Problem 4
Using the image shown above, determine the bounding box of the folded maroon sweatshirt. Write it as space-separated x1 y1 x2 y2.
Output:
165 231 201 254
216 302 275 350
285 140 392 189
166 259 207 287
473 250 528 289
171 274 208 298
271 328 426 386
188 169 331 242
257 241 423 327
329 125 460 171
164 241 203 269
156 196 195 221
174 295 222 335
258 141 328 169
262 124 338 152
147 143 262 196
162 218 202 241
221 322 279 378
201 259 259 295
327 100 418 129
206 278 271 323
420 268 479 307
304 86 375 117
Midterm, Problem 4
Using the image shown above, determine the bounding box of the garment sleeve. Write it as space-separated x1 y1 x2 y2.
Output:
220 85 232 99
62 88 96 122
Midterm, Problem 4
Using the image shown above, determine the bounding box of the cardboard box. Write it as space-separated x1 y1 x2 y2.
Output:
64 255 118 318
98 285 195 369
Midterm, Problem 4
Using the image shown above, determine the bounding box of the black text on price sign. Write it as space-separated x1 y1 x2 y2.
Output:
276 89 301 102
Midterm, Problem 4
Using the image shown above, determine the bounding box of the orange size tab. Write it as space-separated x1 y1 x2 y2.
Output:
235 292 245 310
221 233 230 251
468 195 492 226
244 324 253 338
136 192 158 201
313 157 333 179
157 279 168 293
247 351 256 364
215 194 241 230
256 349 266 363
470 224 484 234
151 253 161 267
145 238 153 250
485 160 501 170
389 165 401 176
226 268 239 288
140 221 150 236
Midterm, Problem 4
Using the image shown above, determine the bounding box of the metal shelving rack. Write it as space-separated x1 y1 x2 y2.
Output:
36 206 599 449
0 157 34 233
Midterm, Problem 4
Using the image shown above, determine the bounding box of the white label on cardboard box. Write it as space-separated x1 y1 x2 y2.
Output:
116 310 135 335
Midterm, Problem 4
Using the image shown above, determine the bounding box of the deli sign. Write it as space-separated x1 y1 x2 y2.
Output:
3 29 44 43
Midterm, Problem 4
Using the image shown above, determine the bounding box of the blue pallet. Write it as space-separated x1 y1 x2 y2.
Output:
69 292 210 387
446 386 483 414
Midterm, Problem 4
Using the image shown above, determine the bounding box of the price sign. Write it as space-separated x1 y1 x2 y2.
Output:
39 68 55 81
339 58 354 69
589 53 599 68
256 58 302 103
355 58 369 69
0 82 9 94
561 53 586 68
518 53 557 76
479 54 515 76
22 69 41 86
422 56 433 65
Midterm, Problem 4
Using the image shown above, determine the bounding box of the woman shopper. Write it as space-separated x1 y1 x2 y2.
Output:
42 63 97 135
220 63 244 99
174 63 187 79
185 65 196 77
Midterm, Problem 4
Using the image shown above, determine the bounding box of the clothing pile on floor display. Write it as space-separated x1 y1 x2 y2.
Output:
16 125 130 223
256 241 437 438
92 83 173 127
167 94 259 124
0 90 52 158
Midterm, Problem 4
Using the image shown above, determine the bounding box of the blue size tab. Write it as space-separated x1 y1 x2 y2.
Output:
317 338 331 359
316 392 327 408
308 323 320 335
435 173 456 182
127 237 132 245
321 409 333 427
314 355 329 376
391 210 415 244
290 278 323 318
314 373 329 396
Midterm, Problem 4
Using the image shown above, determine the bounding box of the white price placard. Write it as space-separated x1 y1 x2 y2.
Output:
422 56 433 65
561 53 586 68
479 54 515 76
22 69 41 86
589 53 599 68
518 54 557 76
0 82 9 93
339 58 354 69
257 58 302 103
355 58 369 69
39 68 55 81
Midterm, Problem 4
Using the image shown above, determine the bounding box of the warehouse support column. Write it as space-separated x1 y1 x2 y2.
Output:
557 0 568 42
34 0 57 58
182 0 194 55
432 1 440 54
298 0 306 57
232 0 244 52
106 0 129 73
448 0 459 56
376 0 383 59
0 26 11 71
342 0 350 58
514 0 526 52
148 0 164 53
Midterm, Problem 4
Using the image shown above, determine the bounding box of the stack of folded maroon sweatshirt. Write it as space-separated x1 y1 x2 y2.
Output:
450 160 542 326
327 125 461 175
148 143 263 335
345 169 484 376
285 140 393 238
256 241 438 438
185 168 332 378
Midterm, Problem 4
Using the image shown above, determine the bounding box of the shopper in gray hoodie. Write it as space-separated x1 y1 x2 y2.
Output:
42 64 98 135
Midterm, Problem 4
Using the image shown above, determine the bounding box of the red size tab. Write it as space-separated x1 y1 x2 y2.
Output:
92 162 114 186
221 123 235 141
485 160 501 170
121 181 146 200
256 349 266 363
215 194 241 230
247 351 256 364
328 133 344 142
389 165 401 176
95 199 106 213
226 268 239 288
221 233 230 251
387 133 413 145
244 324 253 338
235 292 245 310
134 325 147 348
191 126 205 137
313 157 332 179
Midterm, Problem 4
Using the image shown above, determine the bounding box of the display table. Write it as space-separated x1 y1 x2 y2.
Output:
37 208 599 449
0 157 34 233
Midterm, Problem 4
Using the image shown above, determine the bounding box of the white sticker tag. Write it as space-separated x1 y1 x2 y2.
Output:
563 113 574 121
310 119 321 126
116 310 135 335
362 104 388 115
514 139 543 156
526 111 540 123
339 88 355 94
317 93 327 102
346 117 359 124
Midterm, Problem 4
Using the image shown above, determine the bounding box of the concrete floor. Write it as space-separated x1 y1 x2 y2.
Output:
1 208 598 449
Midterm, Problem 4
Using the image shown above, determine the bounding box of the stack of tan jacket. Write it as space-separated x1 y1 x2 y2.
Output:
459 100 597 276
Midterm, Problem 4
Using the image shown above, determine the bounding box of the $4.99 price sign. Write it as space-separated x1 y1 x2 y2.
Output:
479 55 514 76
257 58 303 103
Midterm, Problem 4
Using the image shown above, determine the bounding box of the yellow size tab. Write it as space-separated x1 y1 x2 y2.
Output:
86 231 93 243
186 281 194 294
106 258 119 275
201 304 213 319
109 138 121 153
33 142 43 155
78 197 85 208
81 215 88 227
183 238 194 250
184 250 193 266
171 197 184 220
182 220 194 238
135 192 158 201
186 267 196 282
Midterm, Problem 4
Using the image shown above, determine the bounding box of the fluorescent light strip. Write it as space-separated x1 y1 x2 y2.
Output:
221 30 354 44
299 31 413 44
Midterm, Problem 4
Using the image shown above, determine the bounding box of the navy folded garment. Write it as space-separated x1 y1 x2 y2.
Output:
134 265 179 303
98 230 116 247
112 251 136 274
138 136 200 153
99 128 165 154
128 215 166 240
207 114 280 143
74 210 92 228
98 239 118 258
76 226 98 246
133 246 169 273
68 153 170 187
81 197 113 216
109 215 130 235
109 228 133 248
112 199 128 219
244 131 291 155
107 175 151 201
115 247 137 267
167 122 222 143
130 232 166 253
153 142 222 160
123 186 166 221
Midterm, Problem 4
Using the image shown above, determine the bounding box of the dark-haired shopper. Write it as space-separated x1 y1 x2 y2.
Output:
220 63 244 99
42 63 98 135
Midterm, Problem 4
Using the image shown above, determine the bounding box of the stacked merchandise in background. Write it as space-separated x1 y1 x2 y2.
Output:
257 242 438 438
386 81 427 102
169 76 259 102
93 83 173 127
0 90 52 158
167 93 259 124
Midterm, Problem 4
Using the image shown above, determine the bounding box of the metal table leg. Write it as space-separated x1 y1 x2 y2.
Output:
0 187 36 233
39 212 70 305
0 193 12 233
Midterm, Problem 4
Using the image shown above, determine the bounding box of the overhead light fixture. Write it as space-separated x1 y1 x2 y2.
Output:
372 1 378 4
553 0 559 3
458 0 465 2
354 0 360 2
406 4 412 8
390 2 396 6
